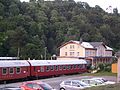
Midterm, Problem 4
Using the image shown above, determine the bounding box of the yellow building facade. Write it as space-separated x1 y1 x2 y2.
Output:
60 42 85 57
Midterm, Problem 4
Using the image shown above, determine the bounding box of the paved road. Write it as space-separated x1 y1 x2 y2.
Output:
0 74 117 90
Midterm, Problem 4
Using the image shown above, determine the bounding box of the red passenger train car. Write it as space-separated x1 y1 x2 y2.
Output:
0 60 30 81
28 59 87 78
0 59 87 81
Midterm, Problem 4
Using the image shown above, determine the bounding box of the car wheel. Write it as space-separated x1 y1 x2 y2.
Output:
60 88 65 90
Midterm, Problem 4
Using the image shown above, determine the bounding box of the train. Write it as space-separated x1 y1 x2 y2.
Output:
0 59 87 81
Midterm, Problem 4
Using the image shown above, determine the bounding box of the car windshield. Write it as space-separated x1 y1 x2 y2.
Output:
77 82 88 87
96 78 107 83
39 83 53 90
96 81 103 84
101 79 107 82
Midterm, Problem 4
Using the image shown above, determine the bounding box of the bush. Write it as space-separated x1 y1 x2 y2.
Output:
97 63 111 72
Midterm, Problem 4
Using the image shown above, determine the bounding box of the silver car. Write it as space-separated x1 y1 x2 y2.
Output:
91 77 116 85
81 78 105 87
60 80 90 90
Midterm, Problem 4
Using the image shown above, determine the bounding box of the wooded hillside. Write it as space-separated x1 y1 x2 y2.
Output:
0 0 119 59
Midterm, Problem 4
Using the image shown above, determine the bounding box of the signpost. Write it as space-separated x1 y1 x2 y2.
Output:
117 57 120 83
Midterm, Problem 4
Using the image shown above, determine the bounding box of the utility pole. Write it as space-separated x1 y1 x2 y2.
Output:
115 51 120 83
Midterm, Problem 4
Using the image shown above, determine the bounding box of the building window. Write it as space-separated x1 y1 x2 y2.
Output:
77 52 80 56
73 45 74 49
73 52 74 55
65 52 67 56
70 45 74 49
70 52 74 56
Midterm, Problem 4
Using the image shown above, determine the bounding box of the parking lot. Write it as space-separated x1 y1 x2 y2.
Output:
0 74 117 90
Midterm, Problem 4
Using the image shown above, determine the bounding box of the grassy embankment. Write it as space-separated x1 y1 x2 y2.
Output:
81 71 117 76
83 83 120 90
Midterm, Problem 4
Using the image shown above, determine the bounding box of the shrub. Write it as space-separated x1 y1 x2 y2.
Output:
97 63 111 72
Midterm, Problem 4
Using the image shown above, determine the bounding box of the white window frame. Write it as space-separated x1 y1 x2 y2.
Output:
2 68 7 75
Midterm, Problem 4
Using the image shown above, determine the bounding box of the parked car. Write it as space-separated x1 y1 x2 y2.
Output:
0 86 22 90
91 77 116 85
80 78 105 87
20 81 56 90
60 80 90 90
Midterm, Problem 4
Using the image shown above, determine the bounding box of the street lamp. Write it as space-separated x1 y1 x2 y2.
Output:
44 47 47 60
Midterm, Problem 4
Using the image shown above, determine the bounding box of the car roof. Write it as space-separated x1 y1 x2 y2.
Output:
0 87 22 90
22 81 46 85
63 80 87 83
81 78 92 80
92 77 104 79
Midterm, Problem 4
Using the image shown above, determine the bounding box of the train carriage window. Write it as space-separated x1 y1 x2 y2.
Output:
59 65 62 70
2 68 7 75
55 65 58 71
71 65 73 69
9 67 14 74
46 66 50 72
82 64 86 68
67 65 69 70
79 65 83 68
63 65 66 70
68 65 71 70
16 67 21 74
77 64 79 68
74 65 77 69
51 66 54 71
40 66 44 72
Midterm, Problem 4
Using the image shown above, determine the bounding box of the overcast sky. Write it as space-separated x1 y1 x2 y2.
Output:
20 0 120 13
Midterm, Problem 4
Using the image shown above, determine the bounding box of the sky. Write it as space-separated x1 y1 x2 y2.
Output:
20 0 120 13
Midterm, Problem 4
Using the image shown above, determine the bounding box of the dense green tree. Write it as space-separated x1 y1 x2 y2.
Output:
7 27 28 57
